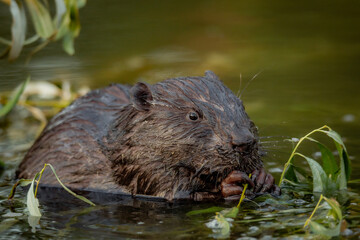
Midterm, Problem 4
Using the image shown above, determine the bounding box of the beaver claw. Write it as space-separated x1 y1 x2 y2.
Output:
221 168 280 200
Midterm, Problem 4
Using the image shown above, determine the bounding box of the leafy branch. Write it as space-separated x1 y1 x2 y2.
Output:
0 0 86 62
303 194 345 238
9 163 95 218
279 125 351 194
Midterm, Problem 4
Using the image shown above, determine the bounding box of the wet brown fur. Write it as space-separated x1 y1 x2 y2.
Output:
17 71 263 200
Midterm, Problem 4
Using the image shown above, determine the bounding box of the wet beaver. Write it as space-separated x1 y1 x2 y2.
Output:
17 71 280 201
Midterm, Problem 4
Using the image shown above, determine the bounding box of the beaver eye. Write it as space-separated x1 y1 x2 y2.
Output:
188 112 199 121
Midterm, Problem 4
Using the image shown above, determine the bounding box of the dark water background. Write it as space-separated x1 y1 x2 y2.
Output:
0 1 359 239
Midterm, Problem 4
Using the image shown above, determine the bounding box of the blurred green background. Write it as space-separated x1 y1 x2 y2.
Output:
1 0 359 178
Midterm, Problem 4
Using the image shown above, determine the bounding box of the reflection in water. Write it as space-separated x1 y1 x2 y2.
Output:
0 0 360 238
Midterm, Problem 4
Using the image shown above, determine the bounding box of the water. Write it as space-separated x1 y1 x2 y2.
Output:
1 1 360 239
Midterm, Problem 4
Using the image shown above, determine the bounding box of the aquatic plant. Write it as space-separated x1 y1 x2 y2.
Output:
0 0 86 62
9 163 95 217
0 77 29 118
279 125 351 194
188 126 354 239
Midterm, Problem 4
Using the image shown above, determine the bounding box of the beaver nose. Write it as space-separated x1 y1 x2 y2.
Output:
231 130 256 154
232 140 256 154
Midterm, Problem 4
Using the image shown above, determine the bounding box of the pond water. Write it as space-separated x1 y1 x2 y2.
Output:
0 1 360 239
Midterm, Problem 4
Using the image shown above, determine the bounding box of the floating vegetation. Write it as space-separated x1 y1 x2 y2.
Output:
280 125 351 194
9 163 95 220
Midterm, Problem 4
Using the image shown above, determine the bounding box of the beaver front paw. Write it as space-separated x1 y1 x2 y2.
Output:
221 170 255 200
251 168 281 196
221 168 280 200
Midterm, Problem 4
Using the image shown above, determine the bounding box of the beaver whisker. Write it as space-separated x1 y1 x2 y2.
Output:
259 135 289 139
260 140 286 144
238 69 264 98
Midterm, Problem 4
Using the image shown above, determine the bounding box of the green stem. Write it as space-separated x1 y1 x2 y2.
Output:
278 125 331 186
34 164 47 197
32 163 95 206
304 194 324 228
237 173 252 209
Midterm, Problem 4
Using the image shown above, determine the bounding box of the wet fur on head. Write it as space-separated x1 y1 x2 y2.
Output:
105 71 263 200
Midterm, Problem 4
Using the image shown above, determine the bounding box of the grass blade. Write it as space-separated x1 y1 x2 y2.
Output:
0 76 29 117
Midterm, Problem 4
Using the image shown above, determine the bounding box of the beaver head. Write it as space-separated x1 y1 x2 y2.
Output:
105 71 263 200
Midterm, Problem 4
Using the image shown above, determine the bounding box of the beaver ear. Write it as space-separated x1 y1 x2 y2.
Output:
130 82 153 111
205 70 221 81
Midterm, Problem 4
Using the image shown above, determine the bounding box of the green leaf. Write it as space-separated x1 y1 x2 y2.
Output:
0 37 12 45
46 164 96 206
0 77 30 118
27 174 41 217
186 206 224 216
309 221 340 238
55 13 70 40
325 129 347 151
317 142 339 178
332 140 350 190
215 213 231 238
25 0 55 38
9 0 26 60
54 0 66 27
27 215 40 233
323 197 342 221
340 146 351 182
222 207 239 218
321 129 351 188
62 33 75 55
300 154 328 193
284 163 299 183
24 34 39 45
292 165 309 179
77 0 86 8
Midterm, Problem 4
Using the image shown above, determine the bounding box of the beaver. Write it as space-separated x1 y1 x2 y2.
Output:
17 71 280 201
